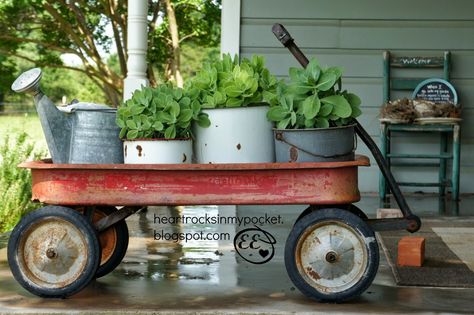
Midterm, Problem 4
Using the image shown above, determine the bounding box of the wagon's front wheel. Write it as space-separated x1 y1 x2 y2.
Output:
285 208 379 303
8 206 101 298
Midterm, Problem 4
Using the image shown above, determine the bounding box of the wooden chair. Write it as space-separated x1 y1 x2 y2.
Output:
379 51 461 206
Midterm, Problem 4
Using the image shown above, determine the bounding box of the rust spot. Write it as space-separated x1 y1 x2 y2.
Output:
289 146 298 162
306 267 321 280
182 153 187 163
136 145 143 157
124 145 127 157
236 143 241 150
313 237 321 244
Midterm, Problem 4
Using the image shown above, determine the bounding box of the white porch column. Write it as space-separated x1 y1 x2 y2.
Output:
123 0 149 101
220 0 241 56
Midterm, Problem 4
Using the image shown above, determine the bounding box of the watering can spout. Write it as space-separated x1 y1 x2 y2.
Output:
11 68 71 163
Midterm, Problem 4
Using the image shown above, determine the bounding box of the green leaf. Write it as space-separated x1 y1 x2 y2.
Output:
226 97 244 107
179 96 191 107
315 117 330 128
196 113 211 128
321 95 352 118
324 67 343 81
288 84 313 95
153 121 164 131
224 85 243 98
126 120 137 130
267 107 289 122
179 109 193 123
306 59 321 82
164 125 176 139
116 118 125 128
319 103 333 117
130 105 145 115
127 129 139 139
302 95 321 119
315 72 337 91
173 88 183 100
290 111 297 126
277 117 291 129
345 93 361 107
119 127 127 139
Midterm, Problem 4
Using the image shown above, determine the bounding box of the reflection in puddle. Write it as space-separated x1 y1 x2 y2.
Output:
115 206 223 283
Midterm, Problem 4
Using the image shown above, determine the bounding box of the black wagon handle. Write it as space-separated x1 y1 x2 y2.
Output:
272 23 420 233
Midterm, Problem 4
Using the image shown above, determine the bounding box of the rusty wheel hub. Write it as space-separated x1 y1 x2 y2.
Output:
18 218 89 289
296 220 368 293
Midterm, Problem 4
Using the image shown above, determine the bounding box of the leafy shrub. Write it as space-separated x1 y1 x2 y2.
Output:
0 133 44 233
116 83 210 140
266 58 362 129
186 53 278 108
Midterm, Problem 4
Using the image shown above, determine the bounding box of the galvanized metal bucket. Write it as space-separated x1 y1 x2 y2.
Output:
67 107 124 164
274 124 356 162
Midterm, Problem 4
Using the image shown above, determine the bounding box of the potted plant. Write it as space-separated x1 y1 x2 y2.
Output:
266 58 362 162
116 84 210 164
186 54 278 163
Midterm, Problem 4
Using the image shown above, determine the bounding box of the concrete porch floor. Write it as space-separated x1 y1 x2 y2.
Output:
0 194 474 314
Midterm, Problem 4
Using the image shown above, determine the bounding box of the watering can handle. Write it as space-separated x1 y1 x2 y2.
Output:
272 23 420 233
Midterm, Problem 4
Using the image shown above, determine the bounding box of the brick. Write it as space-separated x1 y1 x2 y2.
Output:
397 236 425 267
377 208 403 219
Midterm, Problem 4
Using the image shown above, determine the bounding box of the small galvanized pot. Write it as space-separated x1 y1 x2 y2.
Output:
274 124 356 163
123 138 192 164
193 105 275 163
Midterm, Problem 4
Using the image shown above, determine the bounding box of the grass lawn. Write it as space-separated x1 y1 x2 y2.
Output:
0 114 48 152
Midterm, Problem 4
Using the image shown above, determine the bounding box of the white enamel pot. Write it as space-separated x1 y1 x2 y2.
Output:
123 139 192 164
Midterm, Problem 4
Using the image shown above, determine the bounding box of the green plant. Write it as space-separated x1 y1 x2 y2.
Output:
0 133 44 233
266 58 362 129
116 83 210 140
186 53 278 108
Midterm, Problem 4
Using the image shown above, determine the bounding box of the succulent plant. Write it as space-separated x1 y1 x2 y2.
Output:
116 84 210 140
186 53 278 108
266 58 362 129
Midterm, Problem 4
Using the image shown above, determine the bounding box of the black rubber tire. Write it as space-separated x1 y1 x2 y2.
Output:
7 206 101 298
93 207 129 278
295 204 368 224
285 208 379 303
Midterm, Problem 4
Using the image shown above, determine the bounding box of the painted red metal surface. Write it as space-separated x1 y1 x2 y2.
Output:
20 155 369 206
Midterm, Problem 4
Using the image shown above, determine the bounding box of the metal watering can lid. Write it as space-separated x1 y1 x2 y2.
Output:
57 102 117 113
11 68 42 94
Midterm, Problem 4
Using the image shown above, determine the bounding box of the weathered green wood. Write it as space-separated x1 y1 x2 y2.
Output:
391 56 445 68
391 78 424 91
439 133 448 196
398 182 449 187
387 153 453 159
453 125 461 200
391 162 440 167
387 124 455 132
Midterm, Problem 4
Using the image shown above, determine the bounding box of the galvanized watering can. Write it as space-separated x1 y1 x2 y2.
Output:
11 68 123 164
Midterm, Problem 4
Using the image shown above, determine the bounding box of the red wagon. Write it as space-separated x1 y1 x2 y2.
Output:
8 155 419 302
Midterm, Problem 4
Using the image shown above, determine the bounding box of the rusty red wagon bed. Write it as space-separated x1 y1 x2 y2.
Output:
22 155 369 206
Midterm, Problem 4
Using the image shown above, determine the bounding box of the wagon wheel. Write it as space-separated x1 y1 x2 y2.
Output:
285 208 379 303
7 206 101 298
80 207 129 278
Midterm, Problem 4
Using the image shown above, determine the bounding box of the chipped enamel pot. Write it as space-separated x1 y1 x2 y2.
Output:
123 139 192 164
193 105 275 163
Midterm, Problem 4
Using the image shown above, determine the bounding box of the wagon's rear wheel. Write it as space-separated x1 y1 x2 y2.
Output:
7 206 101 298
285 208 379 303
85 207 129 278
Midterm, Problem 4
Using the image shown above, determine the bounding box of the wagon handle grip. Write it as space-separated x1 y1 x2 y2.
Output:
272 23 310 68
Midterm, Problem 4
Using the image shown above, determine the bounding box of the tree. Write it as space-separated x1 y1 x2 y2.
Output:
0 0 220 105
